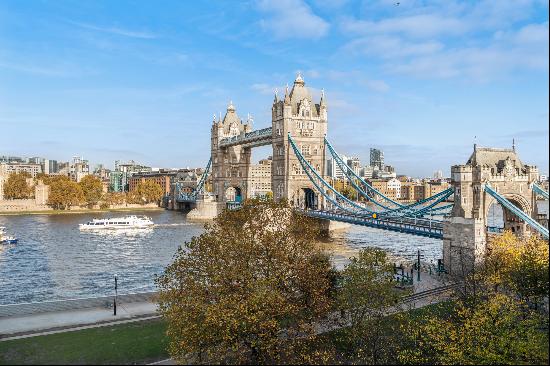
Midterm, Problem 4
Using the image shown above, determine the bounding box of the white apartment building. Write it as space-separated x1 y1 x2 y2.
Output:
248 158 272 197
0 162 42 178
387 177 401 199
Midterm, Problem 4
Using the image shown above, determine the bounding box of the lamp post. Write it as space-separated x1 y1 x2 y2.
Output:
114 274 118 316
417 250 421 282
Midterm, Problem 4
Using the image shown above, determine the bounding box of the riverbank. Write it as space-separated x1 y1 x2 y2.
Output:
0 206 164 216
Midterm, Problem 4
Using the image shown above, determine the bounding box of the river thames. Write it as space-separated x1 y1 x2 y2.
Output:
0 203 547 305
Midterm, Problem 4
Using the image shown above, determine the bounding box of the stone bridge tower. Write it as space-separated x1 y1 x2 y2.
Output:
210 102 252 204
271 74 328 208
443 144 540 276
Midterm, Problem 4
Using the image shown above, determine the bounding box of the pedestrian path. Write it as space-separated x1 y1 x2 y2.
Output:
0 300 157 338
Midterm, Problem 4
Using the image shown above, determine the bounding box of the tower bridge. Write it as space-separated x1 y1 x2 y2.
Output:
174 74 549 277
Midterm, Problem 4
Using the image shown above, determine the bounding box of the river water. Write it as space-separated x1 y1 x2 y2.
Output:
0 203 547 305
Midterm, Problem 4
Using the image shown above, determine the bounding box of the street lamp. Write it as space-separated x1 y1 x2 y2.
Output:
114 274 118 316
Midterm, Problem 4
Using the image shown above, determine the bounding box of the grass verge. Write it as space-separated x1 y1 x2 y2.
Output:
0 319 169 365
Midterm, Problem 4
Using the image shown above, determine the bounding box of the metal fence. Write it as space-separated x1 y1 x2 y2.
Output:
0 291 157 318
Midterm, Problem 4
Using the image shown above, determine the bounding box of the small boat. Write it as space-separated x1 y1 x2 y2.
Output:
0 226 18 244
79 215 154 230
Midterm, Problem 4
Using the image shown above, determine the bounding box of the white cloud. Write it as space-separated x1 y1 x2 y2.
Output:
341 14 467 38
257 0 329 40
70 21 157 39
344 35 444 58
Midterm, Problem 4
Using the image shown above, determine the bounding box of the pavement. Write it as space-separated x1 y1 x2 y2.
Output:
0 300 157 339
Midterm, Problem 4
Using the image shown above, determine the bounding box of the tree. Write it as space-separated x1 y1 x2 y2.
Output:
156 199 335 364
78 175 103 207
129 180 163 204
47 177 84 209
484 231 549 304
336 248 403 364
103 192 126 207
399 294 549 365
3 172 32 199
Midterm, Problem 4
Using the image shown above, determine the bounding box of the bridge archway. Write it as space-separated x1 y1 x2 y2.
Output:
485 193 531 235
301 188 318 210
225 186 242 203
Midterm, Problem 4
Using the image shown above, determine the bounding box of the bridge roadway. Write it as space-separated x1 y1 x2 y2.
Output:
299 209 444 239
218 127 272 149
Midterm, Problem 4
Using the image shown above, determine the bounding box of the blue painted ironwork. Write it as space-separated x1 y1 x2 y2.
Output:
219 127 272 148
288 134 376 214
226 201 242 211
484 184 549 239
487 226 504 233
176 158 212 203
533 183 549 200
325 137 403 209
325 137 454 218
300 209 444 239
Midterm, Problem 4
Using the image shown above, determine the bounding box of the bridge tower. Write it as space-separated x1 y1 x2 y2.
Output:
210 102 252 204
443 144 540 277
271 74 328 208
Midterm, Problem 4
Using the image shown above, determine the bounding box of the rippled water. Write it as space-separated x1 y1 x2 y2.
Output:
0 202 547 305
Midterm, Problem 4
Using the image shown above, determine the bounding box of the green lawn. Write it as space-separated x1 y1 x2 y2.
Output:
0 319 169 365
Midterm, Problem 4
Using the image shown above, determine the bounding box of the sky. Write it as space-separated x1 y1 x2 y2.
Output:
0 0 548 177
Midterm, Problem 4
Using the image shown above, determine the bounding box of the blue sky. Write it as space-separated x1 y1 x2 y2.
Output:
0 0 548 177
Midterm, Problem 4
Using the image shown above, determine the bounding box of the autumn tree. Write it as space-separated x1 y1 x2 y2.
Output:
399 294 549 365
483 231 549 305
399 231 550 365
3 172 32 199
103 192 126 207
156 199 335 364
78 175 103 207
131 180 163 204
47 176 84 209
336 248 403 364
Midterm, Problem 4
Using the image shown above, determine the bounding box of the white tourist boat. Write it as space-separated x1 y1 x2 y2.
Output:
0 226 18 244
79 215 154 230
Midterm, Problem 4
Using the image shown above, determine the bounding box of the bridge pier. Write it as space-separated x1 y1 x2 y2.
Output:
315 218 351 236
443 217 486 278
186 197 221 221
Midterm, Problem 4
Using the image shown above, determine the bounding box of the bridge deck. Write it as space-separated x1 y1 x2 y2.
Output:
219 127 272 148
301 209 444 239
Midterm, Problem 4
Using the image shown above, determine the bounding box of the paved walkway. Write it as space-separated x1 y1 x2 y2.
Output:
0 301 157 338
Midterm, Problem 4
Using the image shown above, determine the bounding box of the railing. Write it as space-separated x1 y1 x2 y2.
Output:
0 292 157 318
219 127 272 148
299 209 444 239
226 201 242 211
487 226 504 233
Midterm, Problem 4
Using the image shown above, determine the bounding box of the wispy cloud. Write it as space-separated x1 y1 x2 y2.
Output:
69 21 158 39
257 0 329 40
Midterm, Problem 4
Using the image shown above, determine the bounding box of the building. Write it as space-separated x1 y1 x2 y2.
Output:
370 148 384 170
326 155 347 179
0 156 24 163
43 159 58 174
110 160 152 192
93 164 111 180
0 162 42 178
367 178 401 201
361 165 374 179
129 170 178 195
249 157 272 197
69 156 90 182
346 157 361 176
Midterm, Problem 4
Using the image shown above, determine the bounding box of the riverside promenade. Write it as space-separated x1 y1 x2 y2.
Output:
0 292 158 340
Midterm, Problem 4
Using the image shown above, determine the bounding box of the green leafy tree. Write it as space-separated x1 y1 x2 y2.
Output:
336 248 403 364
156 199 335 364
3 172 32 199
78 175 103 207
47 177 84 209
